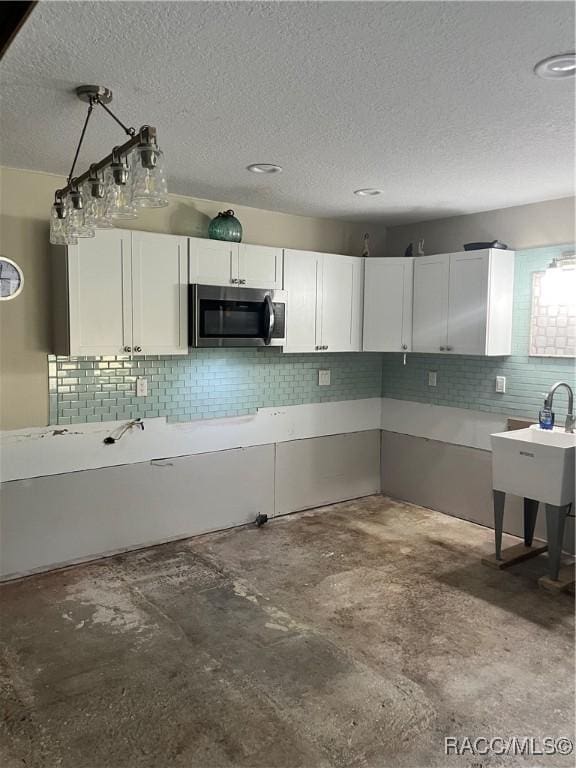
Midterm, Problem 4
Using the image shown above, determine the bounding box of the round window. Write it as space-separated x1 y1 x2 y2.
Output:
0 258 24 301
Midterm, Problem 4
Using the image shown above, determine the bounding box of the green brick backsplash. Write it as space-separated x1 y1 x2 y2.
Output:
49 349 383 425
48 243 575 426
381 244 576 419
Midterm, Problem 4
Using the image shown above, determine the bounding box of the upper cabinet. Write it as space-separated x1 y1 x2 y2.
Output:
283 250 363 353
363 258 413 352
189 237 283 289
188 238 234 287
52 229 188 356
131 231 188 355
413 249 515 356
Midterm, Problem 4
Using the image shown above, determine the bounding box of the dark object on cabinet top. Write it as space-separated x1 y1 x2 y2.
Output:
463 240 508 251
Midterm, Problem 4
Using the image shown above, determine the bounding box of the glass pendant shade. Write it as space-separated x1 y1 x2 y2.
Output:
49 204 71 245
82 180 114 229
132 146 169 208
65 192 95 239
106 155 138 220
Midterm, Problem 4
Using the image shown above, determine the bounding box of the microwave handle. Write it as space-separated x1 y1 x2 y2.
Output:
264 295 275 345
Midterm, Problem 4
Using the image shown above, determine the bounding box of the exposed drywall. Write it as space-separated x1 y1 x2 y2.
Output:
0 166 384 430
385 197 575 257
274 431 381 515
0 430 381 579
0 443 275 579
380 430 574 555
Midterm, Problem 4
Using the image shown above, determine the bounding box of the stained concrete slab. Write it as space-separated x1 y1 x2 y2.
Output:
0 495 574 768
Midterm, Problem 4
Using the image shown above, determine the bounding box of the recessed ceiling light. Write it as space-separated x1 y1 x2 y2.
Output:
534 53 576 79
247 163 283 174
353 188 383 197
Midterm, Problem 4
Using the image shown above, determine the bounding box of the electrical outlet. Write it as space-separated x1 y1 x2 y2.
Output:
136 377 148 397
496 375 506 393
427 371 437 387
318 369 331 386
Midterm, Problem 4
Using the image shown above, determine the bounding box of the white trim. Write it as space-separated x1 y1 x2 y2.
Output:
0 398 383 482
380 398 507 451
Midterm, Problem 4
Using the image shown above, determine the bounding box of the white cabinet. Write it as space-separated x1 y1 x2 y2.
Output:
283 250 363 353
238 244 283 289
412 254 450 353
131 231 188 355
188 238 235 286
320 254 363 353
363 258 414 352
53 229 188 356
412 249 515 356
189 237 283 289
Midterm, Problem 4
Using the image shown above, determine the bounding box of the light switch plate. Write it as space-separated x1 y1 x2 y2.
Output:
427 371 437 387
136 377 148 397
318 369 331 386
495 375 506 393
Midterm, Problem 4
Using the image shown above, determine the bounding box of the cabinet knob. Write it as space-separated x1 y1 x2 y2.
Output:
324 345 328 350
230 278 238 284
439 346 446 351
124 346 132 353
134 346 142 353
239 279 246 285
401 344 408 350
446 346 453 351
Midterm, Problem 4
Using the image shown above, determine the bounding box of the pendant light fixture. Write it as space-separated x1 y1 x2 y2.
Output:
50 85 169 245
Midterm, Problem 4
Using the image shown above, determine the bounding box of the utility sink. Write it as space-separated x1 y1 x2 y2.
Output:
491 425 576 506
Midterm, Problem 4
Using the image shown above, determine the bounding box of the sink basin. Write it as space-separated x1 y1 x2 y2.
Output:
491 425 576 505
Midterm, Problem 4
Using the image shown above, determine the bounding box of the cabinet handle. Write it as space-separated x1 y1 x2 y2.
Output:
124 346 132 353
134 346 142 353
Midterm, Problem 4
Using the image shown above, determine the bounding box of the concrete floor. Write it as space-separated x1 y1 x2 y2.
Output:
0 495 574 768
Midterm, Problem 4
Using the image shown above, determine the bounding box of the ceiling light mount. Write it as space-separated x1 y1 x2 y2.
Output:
534 53 576 79
353 188 383 197
76 84 113 105
247 163 283 174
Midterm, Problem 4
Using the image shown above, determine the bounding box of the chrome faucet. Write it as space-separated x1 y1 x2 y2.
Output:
544 382 575 433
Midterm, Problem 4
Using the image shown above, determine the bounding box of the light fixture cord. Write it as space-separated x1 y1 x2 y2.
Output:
67 98 96 184
95 96 136 138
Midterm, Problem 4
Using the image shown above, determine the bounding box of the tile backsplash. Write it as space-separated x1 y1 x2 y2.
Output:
49 349 383 425
381 244 576 418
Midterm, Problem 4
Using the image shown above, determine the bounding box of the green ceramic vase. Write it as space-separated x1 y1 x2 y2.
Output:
208 209 243 242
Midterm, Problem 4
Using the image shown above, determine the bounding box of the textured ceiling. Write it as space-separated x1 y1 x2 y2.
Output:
1 1 574 224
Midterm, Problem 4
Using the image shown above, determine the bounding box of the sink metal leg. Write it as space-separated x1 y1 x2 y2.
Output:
493 490 505 560
545 504 570 581
523 498 539 547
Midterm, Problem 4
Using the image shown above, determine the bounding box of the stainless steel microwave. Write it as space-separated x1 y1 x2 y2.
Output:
189 284 287 347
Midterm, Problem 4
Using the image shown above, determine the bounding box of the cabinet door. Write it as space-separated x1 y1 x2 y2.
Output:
238 244 283 289
68 229 131 356
363 258 413 352
320 254 363 352
283 249 321 352
447 251 489 355
188 237 236 286
412 254 450 352
131 232 188 355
